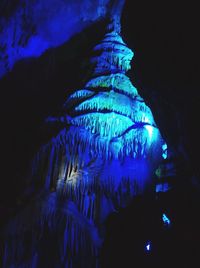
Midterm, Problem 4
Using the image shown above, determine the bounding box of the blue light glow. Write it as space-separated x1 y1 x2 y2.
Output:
162 143 168 159
156 183 171 193
162 143 167 151
145 241 151 252
162 213 171 226
144 124 153 141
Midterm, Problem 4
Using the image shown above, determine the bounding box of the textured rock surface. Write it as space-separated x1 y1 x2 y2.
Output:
0 1 200 267
0 0 124 78
1 23 165 266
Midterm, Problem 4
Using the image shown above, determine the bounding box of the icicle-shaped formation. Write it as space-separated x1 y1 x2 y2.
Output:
2 29 165 268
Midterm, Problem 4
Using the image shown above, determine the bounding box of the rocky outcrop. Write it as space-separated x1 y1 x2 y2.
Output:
1 18 165 267
0 0 125 78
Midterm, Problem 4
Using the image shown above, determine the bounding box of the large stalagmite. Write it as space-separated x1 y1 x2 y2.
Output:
2 24 165 268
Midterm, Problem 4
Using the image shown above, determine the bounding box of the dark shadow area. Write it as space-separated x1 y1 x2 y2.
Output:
100 183 200 268
122 0 200 177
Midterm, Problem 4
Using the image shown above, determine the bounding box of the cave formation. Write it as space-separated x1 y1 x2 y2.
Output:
0 1 200 268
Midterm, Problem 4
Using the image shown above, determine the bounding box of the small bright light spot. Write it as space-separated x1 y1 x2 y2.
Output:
162 213 171 226
146 244 150 251
162 143 167 151
145 241 151 252
162 143 168 159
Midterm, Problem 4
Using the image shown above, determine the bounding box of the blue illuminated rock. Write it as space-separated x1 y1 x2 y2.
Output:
2 17 165 268
62 30 163 161
0 0 125 78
